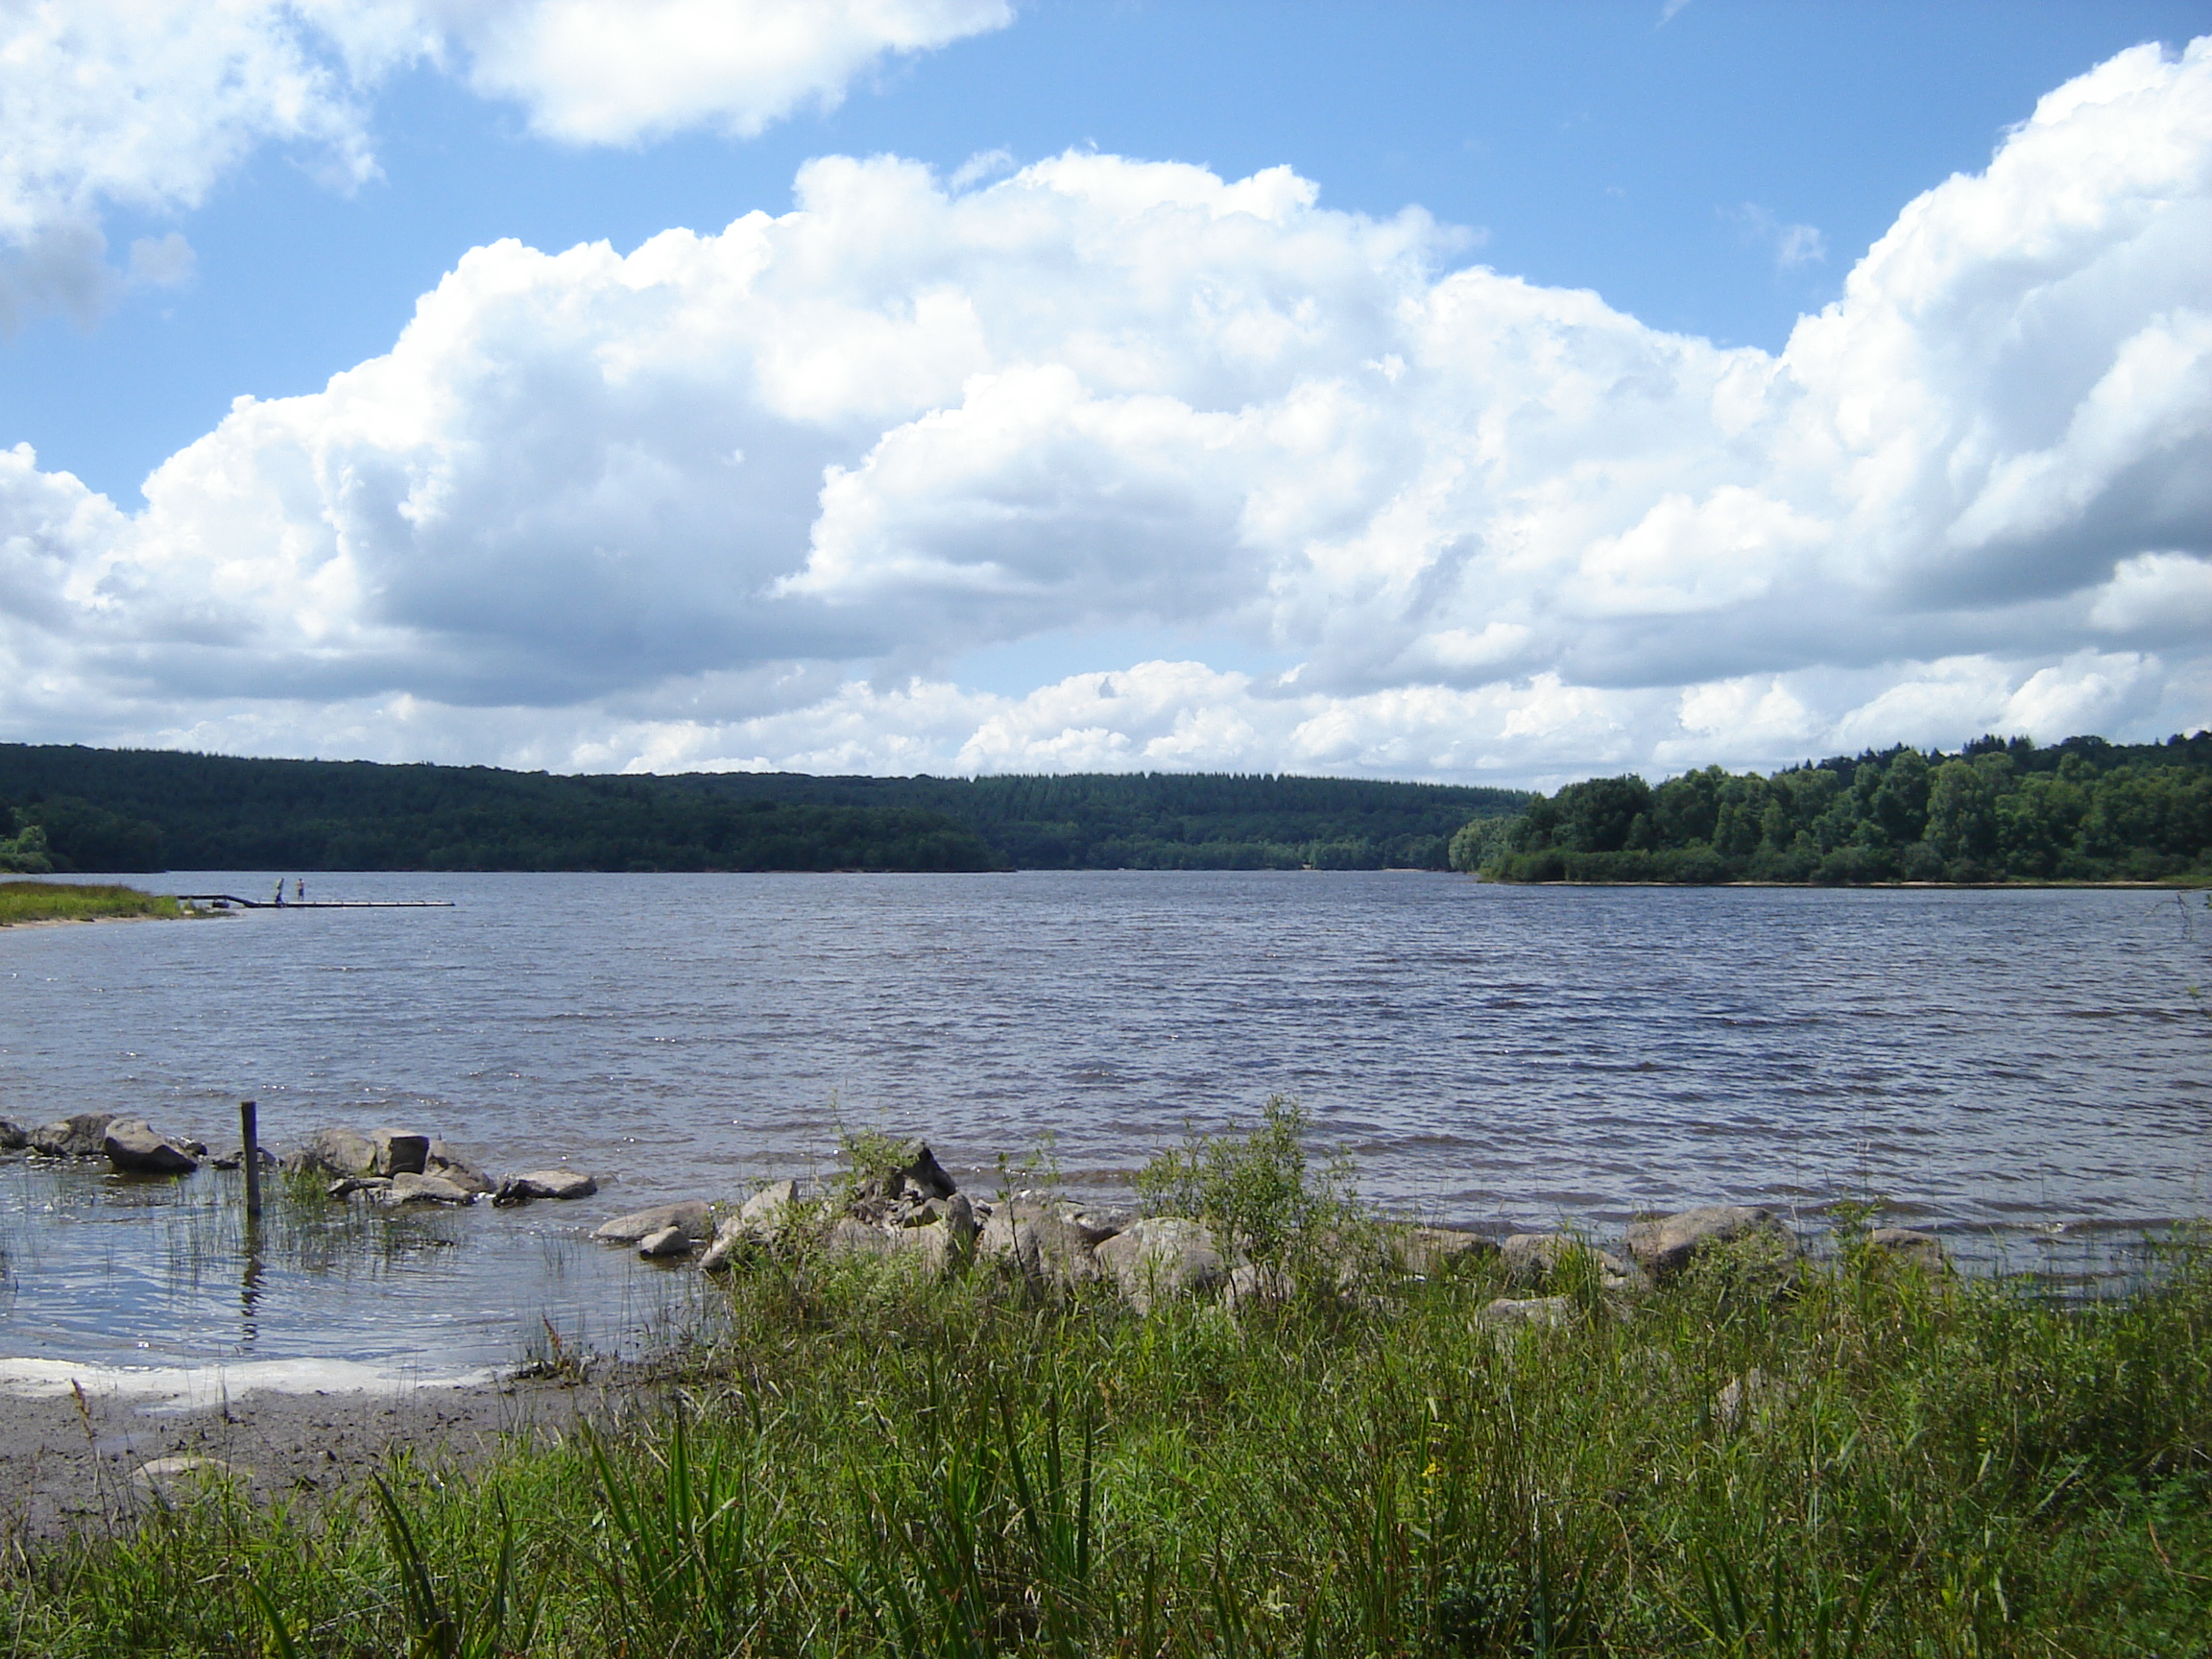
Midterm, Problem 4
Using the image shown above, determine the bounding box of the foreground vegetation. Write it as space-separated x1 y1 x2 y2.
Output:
0 744 1524 874
1455 731 2212 885
6 1212 2205 1653
0 880 183 926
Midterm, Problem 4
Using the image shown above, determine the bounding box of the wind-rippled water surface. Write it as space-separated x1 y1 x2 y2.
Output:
3 872 2208 1371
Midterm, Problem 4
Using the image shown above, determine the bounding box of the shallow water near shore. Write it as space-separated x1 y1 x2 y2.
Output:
3 871 2208 1380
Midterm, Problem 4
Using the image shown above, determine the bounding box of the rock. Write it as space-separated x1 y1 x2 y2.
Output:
289 1126 377 1179
132 1455 246 1499
592 1200 712 1245
1865 1227 1948 1271
1714 1367 1791 1431
1094 1217 1224 1312
1500 1234 1647 1295
1226 1262 1297 1310
1055 1204 1134 1247
637 1223 691 1259
368 1128 430 1177
823 1216 898 1257
210 1145 277 1171
424 1141 493 1194
977 1203 1102 1288
328 1175 393 1200
31 1112 115 1157
740 1179 800 1234
1625 1205 1796 1281
1397 1226 1498 1276
493 1169 597 1206
901 1142 958 1200
103 1119 200 1175
375 1171 475 1208
1477 1295 1573 1333
0 1116 26 1150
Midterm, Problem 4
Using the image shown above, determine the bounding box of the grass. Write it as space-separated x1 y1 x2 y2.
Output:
0 881 185 927
2 1212 2207 1655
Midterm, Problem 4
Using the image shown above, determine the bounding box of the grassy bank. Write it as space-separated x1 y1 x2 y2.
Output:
5 1219 2206 1656
0 881 184 927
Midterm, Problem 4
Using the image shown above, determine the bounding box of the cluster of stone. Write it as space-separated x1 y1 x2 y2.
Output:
0 1109 591 1214
0 1115 1950 1319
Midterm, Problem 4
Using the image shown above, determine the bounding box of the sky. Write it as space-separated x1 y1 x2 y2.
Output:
2 1 2209 786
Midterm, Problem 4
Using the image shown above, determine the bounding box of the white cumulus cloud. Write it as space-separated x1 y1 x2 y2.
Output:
2 37 2210 782
0 0 1009 324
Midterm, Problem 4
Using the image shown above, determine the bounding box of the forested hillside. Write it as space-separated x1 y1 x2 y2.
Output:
0 745 1526 874
1454 733 2212 884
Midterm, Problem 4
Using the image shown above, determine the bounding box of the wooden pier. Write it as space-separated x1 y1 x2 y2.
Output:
176 894 455 910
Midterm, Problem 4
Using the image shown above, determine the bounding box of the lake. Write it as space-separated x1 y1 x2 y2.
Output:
3 872 2207 1381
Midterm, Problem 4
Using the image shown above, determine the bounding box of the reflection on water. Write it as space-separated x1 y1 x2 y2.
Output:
2 872 2207 1370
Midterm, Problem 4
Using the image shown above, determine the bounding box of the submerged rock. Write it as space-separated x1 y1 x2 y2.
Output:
493 1169 597 1205
377 1171 476 1208
592 1200 711 1245
31 1112 115 1158
211 1143 277 1171
1625 1205 1796 1281
103 1119 200 1176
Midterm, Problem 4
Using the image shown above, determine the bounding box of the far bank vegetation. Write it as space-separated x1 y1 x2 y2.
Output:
1454 731 2212 885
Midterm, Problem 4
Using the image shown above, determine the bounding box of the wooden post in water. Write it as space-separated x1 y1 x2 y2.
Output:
241 1100 262 1221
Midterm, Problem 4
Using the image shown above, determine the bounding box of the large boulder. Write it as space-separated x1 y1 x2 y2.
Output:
289 1126 377 1179
424 1141 493 1194
822 1216 899 1258
977 1202 1102 1287
1500 1234 1647 1295
368 1128 430 1177
493 1168 597 1205
0 1116 28 1151
1625 1206 1796 1281
637 1224 692 1260
1094 1218 1224 1312
701 1180 807 1272
592 1200 712 1245
31 1112 115 1157
103 1119 200 1176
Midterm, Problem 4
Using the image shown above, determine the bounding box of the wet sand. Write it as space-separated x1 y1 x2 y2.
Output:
0 1370 619 1542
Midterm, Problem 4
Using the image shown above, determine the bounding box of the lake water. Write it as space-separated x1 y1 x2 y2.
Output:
3 873 2208 1381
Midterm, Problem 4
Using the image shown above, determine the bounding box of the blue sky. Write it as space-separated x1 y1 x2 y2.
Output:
2 1 2209 782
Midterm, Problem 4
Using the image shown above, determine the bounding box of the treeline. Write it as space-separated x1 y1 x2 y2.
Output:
668 770 1526 871
1452 732 2212 885
0 749 997 874
0 744 1527 874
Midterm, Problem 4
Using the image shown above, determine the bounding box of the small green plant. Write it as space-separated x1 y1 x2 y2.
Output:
1134 1095 1362 1270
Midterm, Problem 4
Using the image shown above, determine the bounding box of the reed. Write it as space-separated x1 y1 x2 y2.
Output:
3 1210 2207 1656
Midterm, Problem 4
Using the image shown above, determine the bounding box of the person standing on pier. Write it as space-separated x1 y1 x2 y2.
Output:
296 878 305 902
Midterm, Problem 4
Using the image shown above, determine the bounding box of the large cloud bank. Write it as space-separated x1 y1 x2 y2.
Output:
4 38 2210 782
0 0 1010 321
